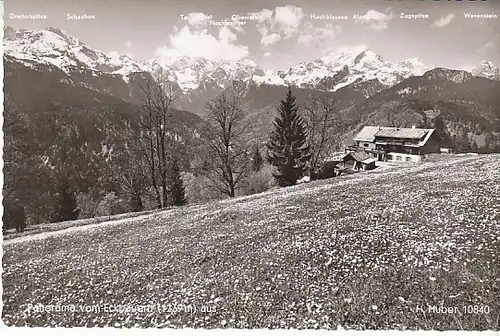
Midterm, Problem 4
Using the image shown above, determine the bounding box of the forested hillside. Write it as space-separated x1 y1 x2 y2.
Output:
3 56 205 227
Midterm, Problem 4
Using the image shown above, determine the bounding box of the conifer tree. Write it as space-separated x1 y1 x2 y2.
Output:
267 87 311 187
251 143 264 172
169 157 187 206
54 179 80 222
455 128 470 153
433 115 451 147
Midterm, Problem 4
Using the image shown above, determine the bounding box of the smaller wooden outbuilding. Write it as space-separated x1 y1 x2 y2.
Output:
340 151 376 171
316 151 377 179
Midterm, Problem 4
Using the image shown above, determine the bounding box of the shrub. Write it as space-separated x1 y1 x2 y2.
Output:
243 165 276 196
314 161 338 180
95 192 128 216
129 193 144 212
76 192 100 219
3 203 26 233
184 172 222 204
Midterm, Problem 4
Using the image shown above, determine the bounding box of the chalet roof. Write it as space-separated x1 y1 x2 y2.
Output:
347 151 372 162
418 129 435 147
324 151 347 162
354 126 436 147
375 128 428 140
353 126 383 142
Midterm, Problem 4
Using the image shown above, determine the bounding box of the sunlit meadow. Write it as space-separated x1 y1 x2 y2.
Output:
2 154 499 329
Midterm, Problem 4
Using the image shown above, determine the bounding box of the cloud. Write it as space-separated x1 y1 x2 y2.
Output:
183 12 211 28
317 24 343 40
263 52 271 58
253 8 274 25
432 14 455 28
261 33 281 46
297 34 314 45
125 40 132 49
479 41 495 54
297 23 343 46
155 25 249 61
356 10 392 31
159 11 248 61
336 45 369 55
274 5 304 38
252 5 305 45
179 11 245 36
218 26 237 42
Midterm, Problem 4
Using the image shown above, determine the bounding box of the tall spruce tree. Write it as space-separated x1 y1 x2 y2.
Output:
169 157 187 206
267 87 311 187
251 143 264 172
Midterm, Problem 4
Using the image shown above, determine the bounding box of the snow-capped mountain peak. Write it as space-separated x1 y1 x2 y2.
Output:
254 48 433 91
45 27 81 45
398 58 427 71
4 26 498 100
4 26 267 93
320 46 370 66
472 60 500 81
3 26 143 79
144 54 265 93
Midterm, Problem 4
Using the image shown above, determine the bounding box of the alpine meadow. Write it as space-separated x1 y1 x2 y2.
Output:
2 0 500 332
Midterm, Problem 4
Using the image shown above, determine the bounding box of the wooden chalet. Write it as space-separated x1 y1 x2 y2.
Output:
349 126 439 163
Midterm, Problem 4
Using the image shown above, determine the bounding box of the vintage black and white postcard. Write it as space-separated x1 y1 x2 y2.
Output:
1 0 499 332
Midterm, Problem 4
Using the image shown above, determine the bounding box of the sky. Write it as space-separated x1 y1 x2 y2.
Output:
4 0 500 71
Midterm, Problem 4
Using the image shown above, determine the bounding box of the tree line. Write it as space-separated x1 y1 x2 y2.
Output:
3 79 341 233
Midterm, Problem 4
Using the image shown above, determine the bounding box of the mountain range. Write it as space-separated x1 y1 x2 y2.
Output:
4 26 500 147
4 25 500 135
4 26 500 112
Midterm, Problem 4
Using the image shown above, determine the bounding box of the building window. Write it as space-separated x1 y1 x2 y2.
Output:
364 143 369 147
387 154 393 160
396 156 402 161
406 157 412 162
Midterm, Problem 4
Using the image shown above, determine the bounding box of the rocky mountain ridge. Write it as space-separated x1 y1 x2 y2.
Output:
5 26 499 104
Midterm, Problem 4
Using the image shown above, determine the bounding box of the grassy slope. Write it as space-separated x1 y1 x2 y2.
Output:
2 210 159 241
2 155 500 329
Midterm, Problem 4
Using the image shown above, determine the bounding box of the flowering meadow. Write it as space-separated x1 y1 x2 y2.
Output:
2 154 499 329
